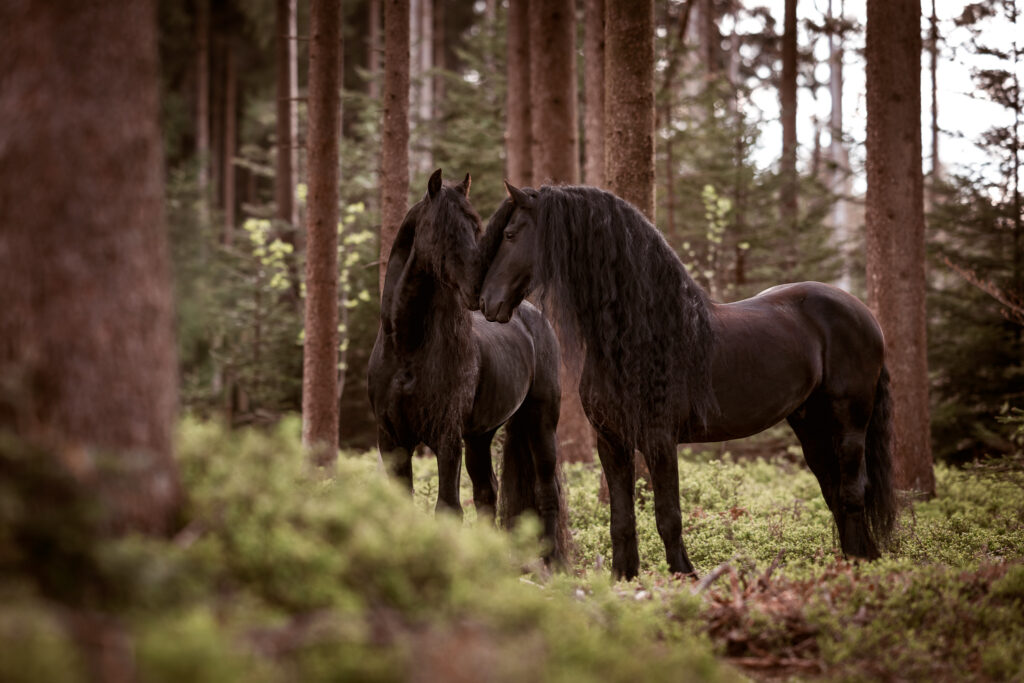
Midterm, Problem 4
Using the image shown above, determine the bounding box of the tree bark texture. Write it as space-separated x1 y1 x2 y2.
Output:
302 0 342 462
529 0 578 185
369 0 382 101
605 0 655 220
584 0 606 187
0 0 180 534
196 0 211 209
865 0 935 495
828 0 852 291
379 0 410 295
780 0 798 233
223 38 238 245
506 0 533 186
526 0 590 463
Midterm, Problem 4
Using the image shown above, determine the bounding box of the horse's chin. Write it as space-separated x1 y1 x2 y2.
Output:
481 300 514 323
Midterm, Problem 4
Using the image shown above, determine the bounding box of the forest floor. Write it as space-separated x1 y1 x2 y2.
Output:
2 418 1023 681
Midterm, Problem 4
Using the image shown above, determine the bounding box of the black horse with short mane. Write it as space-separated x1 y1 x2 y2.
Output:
368 170 567 563
478 182 898 579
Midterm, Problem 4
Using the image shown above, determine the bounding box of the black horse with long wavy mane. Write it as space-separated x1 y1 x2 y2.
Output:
368 170 567 563
478 181 898 579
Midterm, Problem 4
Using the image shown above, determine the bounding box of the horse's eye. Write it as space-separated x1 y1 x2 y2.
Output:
504 230 515 241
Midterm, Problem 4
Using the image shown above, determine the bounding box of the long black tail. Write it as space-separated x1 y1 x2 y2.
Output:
498 425 537 528
498 425 573 565
864 364 899 550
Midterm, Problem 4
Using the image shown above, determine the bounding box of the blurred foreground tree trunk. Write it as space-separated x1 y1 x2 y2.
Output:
0 1 180 533
302 0 342 463
379 0 410 295
865 0 935 496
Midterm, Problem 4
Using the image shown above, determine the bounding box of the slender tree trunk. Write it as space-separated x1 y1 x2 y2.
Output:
658 0 694 241
302 0 342 463
829 0 852 291
380 0 411 295
369 0 381 100
865 0 934 496
701 0 717 79
584 0 606 187
223 38 238 245
0 0 180 534
780 0 798 240
433 0 446 124
211 37 224 208
929 0 941 186
276 0 296 238
196 0 211 219
506 0 533 185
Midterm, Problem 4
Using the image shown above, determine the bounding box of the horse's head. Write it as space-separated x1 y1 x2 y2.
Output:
413 168 482 310
479 181 538 323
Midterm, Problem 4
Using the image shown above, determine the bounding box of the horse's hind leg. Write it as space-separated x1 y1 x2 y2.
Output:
596 432 640 580
641 435 696 577
464 430 499 522
789 397 878 559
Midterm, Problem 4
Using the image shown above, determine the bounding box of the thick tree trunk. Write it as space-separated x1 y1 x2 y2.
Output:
302 0 342 463
780 0 798 238
506 0 532 186
0 0 180 534
528 0 590 463
584 0 606 187
865 0 934 496
530 0 578 184
604 0 655 482
379 0 411 295
605 0 655 220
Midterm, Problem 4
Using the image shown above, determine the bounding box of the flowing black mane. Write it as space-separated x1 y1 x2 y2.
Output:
481 185 717 449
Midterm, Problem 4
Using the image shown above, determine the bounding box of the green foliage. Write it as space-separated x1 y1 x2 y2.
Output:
927 173 1024 462
4 420 1024 680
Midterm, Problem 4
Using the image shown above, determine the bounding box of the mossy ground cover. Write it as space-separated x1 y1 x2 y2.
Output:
2 420 1022 681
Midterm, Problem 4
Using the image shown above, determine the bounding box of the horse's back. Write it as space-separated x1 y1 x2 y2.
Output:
693 282 883 441
756 282 884 385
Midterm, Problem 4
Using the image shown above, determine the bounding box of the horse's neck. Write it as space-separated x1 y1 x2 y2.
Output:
388 252 472 358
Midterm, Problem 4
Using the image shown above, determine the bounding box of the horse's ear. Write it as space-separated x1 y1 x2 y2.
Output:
456 173 471 198
504 180 533 209
428 168 443 199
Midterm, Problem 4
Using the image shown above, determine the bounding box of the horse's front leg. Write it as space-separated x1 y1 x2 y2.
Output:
642 434 696 577
378 426 413 493
596 432 639 580
434 436 465 518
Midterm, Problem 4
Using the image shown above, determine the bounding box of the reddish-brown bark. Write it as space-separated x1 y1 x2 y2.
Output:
302 0 343 461
0 0 180 533
865 0 934 495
